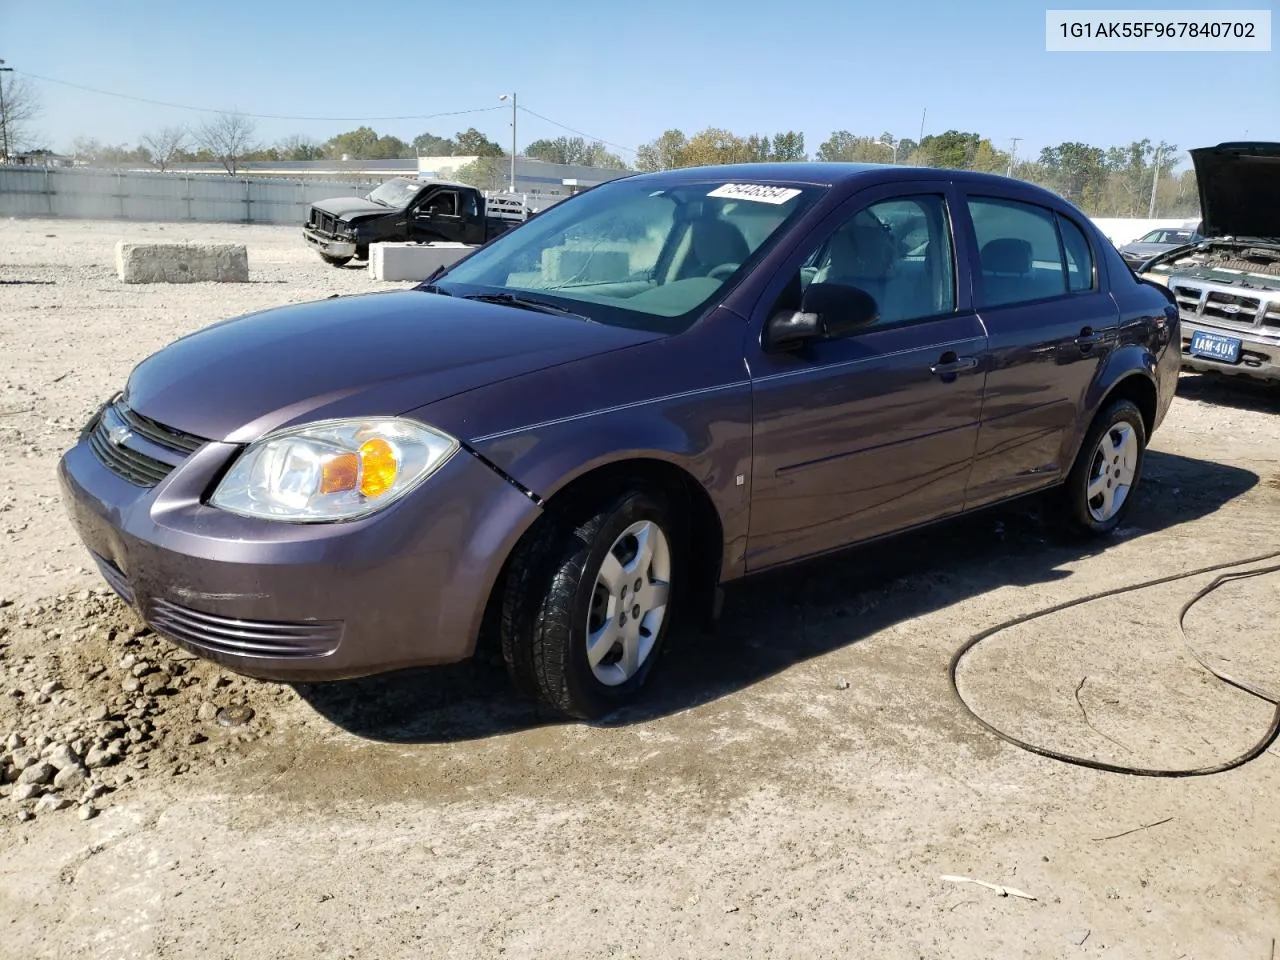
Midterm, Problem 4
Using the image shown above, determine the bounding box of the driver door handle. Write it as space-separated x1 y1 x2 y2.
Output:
930 352 979 378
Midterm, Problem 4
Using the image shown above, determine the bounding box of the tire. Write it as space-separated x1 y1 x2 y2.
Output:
500 490 677 719
320 253 352 267
1060 398 1147 536
354 245 369 261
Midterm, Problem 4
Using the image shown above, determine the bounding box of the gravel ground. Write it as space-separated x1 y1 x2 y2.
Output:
1 218 1279 959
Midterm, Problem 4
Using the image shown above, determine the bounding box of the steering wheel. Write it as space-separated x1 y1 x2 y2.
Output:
708 262 741 281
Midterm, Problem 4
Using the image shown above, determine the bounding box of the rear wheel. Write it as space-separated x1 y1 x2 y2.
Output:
1060 398 1146 535
500 490 676 719
320 253 352 267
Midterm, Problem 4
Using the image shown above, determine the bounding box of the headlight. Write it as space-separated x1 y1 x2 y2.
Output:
209 418 458 522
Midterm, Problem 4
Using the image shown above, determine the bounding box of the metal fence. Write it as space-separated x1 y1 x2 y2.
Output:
0 167 380 225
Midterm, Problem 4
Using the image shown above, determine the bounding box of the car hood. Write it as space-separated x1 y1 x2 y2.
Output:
1191 142 1280 240
1120 241 1175 256
311 196 395 220
122 291 660 444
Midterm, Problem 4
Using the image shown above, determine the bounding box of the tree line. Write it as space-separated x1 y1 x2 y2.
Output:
48 101 1199 218
634 127 1199 218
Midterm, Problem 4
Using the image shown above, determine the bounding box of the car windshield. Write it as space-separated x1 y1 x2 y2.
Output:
367 178 423 208
1139 230 1167 243
433 178 822 333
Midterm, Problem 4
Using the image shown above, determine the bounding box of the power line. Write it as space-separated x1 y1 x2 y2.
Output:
18 70 507 123
24 69 642 152
516 105 637 154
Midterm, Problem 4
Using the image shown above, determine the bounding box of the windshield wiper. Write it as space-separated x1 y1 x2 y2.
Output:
462 292 595 322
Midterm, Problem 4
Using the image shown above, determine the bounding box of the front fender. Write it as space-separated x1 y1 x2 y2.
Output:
467 384 754 580
413 306 756 579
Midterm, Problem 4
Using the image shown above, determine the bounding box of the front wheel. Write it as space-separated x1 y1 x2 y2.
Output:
500 490 676 719
319 253 352 267
1060 398 1146 535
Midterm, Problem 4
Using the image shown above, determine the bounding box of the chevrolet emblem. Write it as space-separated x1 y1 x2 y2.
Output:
106 421 132 447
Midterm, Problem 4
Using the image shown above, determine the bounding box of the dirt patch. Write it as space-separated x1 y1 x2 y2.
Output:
2 219 1279 959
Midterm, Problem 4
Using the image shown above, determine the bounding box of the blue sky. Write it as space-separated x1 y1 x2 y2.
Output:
3 0 1275 167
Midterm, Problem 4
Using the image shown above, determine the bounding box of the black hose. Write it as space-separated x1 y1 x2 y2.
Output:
949 550 1280 777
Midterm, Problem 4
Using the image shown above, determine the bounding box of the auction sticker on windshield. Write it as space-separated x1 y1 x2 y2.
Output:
707 184 802 204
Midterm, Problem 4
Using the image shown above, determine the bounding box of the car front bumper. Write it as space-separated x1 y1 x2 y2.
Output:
58 434 541 681
1179 318 1280 382
303 228 357 259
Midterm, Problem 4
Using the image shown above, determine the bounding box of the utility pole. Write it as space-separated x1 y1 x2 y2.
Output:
0 60 13 164
1148 144 1162 218
498 92 517 193
1007 137 1022 178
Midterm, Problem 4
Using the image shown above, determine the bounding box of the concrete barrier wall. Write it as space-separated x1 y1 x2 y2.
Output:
1 167 1201 246
0 167 376 225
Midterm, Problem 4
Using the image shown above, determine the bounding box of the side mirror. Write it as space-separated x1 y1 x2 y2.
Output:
765 282 879 351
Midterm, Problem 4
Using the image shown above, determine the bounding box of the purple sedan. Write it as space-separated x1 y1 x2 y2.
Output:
59 164 1180 718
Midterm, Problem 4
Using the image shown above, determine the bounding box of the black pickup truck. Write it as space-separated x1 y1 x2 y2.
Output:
303 178 521 267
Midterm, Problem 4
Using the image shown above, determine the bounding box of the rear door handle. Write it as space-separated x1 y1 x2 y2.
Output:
1076 327 1105 350
930 353 979 377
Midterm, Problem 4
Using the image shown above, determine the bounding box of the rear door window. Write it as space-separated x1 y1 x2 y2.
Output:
1057 215 1095 293
967 198 1068 307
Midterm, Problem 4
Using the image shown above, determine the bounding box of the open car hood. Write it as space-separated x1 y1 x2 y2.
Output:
1191 142 1280 240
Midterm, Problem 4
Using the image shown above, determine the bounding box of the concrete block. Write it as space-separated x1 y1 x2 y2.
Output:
369 242 475 282
115 242 249 284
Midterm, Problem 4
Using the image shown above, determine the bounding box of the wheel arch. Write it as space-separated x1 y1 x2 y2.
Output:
1100 371 1158 439
1071 346 1160 466
475 453 728 663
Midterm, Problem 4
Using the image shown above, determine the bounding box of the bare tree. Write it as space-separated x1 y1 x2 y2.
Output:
1 73 42 158
194 112 256 175
141 125 189 172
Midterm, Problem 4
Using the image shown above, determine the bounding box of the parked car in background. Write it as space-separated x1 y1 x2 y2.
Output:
61 164 1179 719
303 178 519 267
1140 142 1280 382
1118 223 1203 268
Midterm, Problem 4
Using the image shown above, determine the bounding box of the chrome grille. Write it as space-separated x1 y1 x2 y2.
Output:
86 400 208 488
1203 290 1261 324
1170 278 1277 333
148 598 343 659
1171 284 1202 313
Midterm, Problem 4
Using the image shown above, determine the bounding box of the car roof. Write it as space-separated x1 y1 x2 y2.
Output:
623 163 1072 203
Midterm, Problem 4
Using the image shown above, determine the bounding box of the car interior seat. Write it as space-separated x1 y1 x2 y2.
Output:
979 237 1033 305
814 222 899 319
679 214 750 280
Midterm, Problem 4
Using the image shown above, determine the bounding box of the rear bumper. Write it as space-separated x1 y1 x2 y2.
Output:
1180 319 1280 382
58 436 541 681
303 228 357 259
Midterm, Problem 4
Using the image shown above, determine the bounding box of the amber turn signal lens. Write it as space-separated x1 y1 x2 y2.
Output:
358 438 399 497
319 452 359 494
